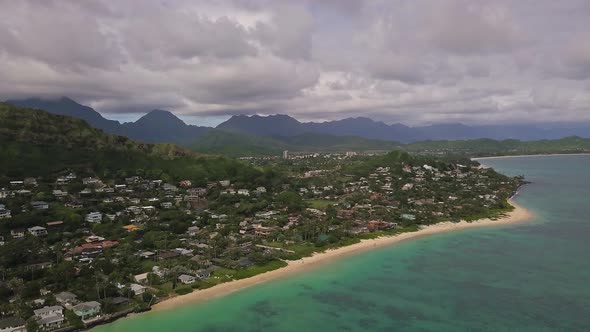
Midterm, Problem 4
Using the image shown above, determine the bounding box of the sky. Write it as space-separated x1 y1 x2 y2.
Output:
1 0 590 126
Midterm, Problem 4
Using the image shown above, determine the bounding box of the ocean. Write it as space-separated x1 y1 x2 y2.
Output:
94 155 590 332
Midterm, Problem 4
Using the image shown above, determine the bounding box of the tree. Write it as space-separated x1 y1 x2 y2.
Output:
277 191 305 212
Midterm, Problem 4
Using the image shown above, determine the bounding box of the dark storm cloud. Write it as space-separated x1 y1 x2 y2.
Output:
0 0 589 124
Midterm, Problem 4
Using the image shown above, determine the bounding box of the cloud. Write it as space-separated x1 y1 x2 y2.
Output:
0 0 589 125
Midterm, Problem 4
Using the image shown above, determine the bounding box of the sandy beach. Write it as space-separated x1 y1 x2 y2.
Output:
151 199 533 312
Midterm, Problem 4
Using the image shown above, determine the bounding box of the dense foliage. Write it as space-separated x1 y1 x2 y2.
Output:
0 103 265 185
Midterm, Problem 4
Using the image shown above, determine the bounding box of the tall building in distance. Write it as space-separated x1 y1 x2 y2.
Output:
282 150 289 159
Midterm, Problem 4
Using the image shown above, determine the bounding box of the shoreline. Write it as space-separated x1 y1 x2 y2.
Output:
472 153 590 161
149 198 533 313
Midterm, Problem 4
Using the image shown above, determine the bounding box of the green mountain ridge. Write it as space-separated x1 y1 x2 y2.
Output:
0 103 263 185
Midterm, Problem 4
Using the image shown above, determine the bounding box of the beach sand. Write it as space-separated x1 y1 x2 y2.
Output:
151 199 533 312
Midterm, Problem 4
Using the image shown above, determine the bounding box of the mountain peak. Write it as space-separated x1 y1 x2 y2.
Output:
136 109 186 126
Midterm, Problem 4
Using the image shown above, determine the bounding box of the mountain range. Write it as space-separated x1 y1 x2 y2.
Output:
6 97 211 144
5 97 590 148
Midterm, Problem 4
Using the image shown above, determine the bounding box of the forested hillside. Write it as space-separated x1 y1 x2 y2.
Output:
0 103 267 186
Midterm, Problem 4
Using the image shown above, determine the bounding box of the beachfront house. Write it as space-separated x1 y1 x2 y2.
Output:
178 274 196 284
129 283 146 296
33 305 64 330
72 301 101 320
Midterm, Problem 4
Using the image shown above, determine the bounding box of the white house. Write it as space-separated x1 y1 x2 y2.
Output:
85 212 102 223
34 305 64 330
31 201 49 210
28 226 47 237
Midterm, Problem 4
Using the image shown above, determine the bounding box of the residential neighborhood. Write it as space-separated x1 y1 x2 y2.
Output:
0 152 522 330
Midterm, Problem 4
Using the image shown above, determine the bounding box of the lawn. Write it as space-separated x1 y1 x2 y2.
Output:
306 199 336 209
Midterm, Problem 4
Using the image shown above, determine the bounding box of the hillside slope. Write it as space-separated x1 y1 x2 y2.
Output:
0 103 260 184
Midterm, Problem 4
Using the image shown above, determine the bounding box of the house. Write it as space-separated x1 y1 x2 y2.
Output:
156 250 180 261
72 301 101 320
178 274 196 284
134 273 149 284
54 291 78 307
174 248 193 256
196 268 212 279
24 178 38 186
152 266 169 278
80 188 92 195
85 212 102 223
65 202 83 209
255 186 267 194
219 180 230 187
0 316 26 332
186 226 199 236
82 177 101 186
138 251 156 259
34 305 64 330
237 189 250 196
129 283 146 296
52 190 68 198
28 226 48 237
109 297 129 306
179 180 192 187
122 225 140 232
162 183 178 192
161 202 173 209
401 214 416 221
31 201 49 210
46 221 64 229
0 208 11 219
10 229 25 240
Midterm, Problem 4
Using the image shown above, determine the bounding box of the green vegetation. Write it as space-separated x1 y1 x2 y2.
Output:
404 136 590 157
306 199 336 209
191 129 400 157
0 103 269 187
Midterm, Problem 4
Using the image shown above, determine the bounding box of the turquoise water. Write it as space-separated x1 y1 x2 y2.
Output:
95 155 590 332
